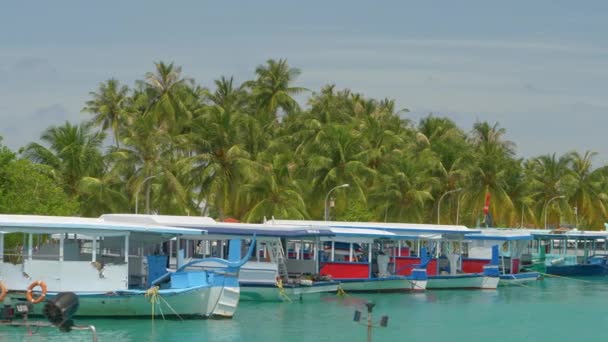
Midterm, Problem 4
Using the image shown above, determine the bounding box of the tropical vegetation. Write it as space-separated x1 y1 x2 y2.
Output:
2 59 608 230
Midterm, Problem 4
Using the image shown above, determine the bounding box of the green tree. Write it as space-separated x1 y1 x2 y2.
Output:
21 122 105 198
82 78 130 148
241 153 308 222
247 58 307 126
461 121 518 226
303 124 376 218
144 61 196 134
567 151 608 229
0 148 78 215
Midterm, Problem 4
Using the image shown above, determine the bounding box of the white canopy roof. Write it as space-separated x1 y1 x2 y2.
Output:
0 214 206 237
269 219 478 235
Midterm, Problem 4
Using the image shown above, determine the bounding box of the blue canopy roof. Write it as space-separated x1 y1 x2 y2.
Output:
465 232 533 241
101 214 334 238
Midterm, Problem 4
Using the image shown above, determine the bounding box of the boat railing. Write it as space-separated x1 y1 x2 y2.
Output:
151 236 256 286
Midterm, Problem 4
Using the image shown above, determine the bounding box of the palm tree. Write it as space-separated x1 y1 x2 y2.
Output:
241 153 308 222
525 153 574 228
79 172 129 216
116 112 194 215
187 97 254 220
82 78 130 148
302 124 376 218
368 153 437 223
460 121 518 226
567 151 608 229
246 59 307 126
22 122 105 198
144 61 196 134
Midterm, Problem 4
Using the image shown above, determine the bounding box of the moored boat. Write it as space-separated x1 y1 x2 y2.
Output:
465 229 541 286
101 214 340 302
526 229 608 277
0 214 253 318
311 226 427 292
271 220 500 289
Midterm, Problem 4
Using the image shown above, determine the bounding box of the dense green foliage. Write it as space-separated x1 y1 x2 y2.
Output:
6 59 608 229
0 138 78 216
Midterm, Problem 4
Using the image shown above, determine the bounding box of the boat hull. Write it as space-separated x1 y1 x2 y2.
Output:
426 274 499 289
545 264 608 277
337 277 426 292
498 272 541 286
3 285 237 319
239 281 339 301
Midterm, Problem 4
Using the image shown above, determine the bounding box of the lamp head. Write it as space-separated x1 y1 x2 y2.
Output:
43 292 79 332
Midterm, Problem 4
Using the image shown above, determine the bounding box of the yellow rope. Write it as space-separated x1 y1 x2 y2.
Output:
275 278 292 302
145 286 161 320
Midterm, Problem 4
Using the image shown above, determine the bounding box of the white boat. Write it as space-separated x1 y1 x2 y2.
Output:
101 214 340 302
0 214 253 318
465 229 541 286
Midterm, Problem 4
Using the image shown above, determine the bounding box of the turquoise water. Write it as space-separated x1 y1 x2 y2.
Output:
2 278 608 341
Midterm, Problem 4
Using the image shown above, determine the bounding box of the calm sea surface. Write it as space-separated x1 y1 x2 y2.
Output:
2 277 608 341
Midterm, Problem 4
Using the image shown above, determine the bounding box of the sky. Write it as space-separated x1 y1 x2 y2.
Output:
1 1 608 163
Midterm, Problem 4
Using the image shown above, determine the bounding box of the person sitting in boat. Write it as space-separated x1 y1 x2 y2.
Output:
377 250 390 278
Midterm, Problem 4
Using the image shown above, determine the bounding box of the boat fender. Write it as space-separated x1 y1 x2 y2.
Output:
26 280 48 304
550 258 565 265
0 281 7 302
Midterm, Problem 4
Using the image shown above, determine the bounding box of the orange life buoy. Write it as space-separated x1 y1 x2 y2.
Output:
0 281 7 302
26 280 47 304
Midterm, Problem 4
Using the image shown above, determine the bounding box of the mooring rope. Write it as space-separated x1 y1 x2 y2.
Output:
502 274 536 289
157 294 183 321
275 277 292 302
410 279 427 291
336 285 348 297
145 286 183 320
145 286 160 320
538 272 600 284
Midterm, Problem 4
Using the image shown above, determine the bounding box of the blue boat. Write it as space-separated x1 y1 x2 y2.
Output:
528 229 608 276
102 214 340 302
0 214 253 319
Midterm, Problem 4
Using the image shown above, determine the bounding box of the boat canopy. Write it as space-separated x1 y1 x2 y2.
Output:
269 219 481 236
465 229 533 241
101 214 334 239
0 214 206 237
316 227 400 244
531 230 608 241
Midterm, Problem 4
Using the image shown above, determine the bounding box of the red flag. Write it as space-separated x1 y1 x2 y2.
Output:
483 192 491 215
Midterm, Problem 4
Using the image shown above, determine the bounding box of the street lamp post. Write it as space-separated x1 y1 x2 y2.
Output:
544 195 565 229
324 184 350 221
456 193 462 225
437 188 463 224
135 174 161 214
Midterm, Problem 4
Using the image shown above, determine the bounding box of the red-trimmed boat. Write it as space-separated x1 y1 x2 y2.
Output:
315 227 427 292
